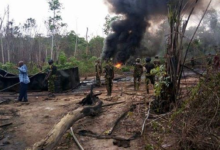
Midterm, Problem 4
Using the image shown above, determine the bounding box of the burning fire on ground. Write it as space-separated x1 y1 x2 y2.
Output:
115 63 122 69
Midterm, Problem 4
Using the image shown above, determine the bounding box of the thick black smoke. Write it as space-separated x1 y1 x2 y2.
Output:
102 0 207 63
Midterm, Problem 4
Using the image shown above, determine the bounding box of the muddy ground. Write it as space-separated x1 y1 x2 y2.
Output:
0 74 198 150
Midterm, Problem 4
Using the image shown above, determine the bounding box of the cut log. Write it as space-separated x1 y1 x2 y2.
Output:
29 101 103 150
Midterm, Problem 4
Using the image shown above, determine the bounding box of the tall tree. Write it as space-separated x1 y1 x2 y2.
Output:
47 0 64 60
23 18 37 63
0 10 7 64
103 15 120 35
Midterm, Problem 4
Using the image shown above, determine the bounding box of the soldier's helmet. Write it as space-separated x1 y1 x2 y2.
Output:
96 59 100 63
48 59 54 65
146 57 151 63
136 58 141 63
106 58 113 63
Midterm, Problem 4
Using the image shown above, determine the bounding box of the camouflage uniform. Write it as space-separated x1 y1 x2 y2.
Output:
95 61 102 86
145 59 155 94
191 57 195 69
154 56 160 67
213 54 220 70
207 55 212 66
48 65 57 93
104 60 114 96
133 59 143 91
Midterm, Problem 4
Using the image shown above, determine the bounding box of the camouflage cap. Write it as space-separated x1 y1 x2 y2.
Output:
136 58 141 62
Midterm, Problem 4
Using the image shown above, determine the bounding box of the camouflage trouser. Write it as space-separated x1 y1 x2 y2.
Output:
145 75 155 94
96 73 101 86
48 75 56 93
134 75 141 91
105 78 113 96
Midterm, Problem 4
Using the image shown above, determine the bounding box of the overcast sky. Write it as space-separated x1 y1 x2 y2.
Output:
0 0 219 39
0 0 109 38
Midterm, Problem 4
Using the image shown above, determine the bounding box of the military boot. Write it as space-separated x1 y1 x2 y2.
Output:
146 85 149 94
137 83 140 91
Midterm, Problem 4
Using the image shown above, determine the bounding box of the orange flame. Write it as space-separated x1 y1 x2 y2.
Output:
115 63 122 69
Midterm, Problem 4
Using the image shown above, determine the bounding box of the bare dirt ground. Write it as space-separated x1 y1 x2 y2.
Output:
0 74 199 150
0 75 154 150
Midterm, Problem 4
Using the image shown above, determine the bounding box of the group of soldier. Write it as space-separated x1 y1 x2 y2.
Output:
16 52 220 102
15 56 160 101
95 56 160 96
133 56 160 93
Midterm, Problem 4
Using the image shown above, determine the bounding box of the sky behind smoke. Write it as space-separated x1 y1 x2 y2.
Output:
0 0 109 39
0 0 219 39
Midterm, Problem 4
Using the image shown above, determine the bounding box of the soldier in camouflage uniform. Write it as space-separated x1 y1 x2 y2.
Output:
154 56 160 67
207 53 212 66
104 59 114 96
133 58 143 91
46 60 57 96
95 59 102 86
144 57 155 94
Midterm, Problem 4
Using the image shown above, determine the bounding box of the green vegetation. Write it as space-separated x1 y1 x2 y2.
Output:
151 65 170 96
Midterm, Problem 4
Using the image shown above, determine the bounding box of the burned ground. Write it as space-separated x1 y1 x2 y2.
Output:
0 71 202 150
0 74 152 150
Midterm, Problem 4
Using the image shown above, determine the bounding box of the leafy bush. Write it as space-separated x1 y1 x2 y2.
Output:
121 66 131 72
59 51 67 65
169 71 220 149
151 65 171 96
1 62 16 74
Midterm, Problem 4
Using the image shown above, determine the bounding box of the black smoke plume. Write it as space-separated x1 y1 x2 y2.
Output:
102 0 207 63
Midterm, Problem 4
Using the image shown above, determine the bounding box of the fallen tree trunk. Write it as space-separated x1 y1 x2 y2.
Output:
28 101 103 150
77 130 140 148
107 105 136 135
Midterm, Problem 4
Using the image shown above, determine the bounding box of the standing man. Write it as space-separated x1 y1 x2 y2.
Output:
144 57 155 94
191 57 195 69
213 54 220 70
207 53 212 66
104 59 114 96
133 58 143 91
95 59 102 86
16 61 30 102
45 60 57 96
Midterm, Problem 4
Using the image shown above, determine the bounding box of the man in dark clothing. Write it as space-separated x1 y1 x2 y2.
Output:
133 58 143 91
95 59 102 86
145 57 155 94
104 59 114 96
154 56 160 67
45 60 57 96
16 61 30 102
191 57 195 69
207 53 212 66
213 54 220 70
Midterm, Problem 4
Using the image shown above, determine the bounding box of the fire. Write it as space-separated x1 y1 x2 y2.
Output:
115 63 122 69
